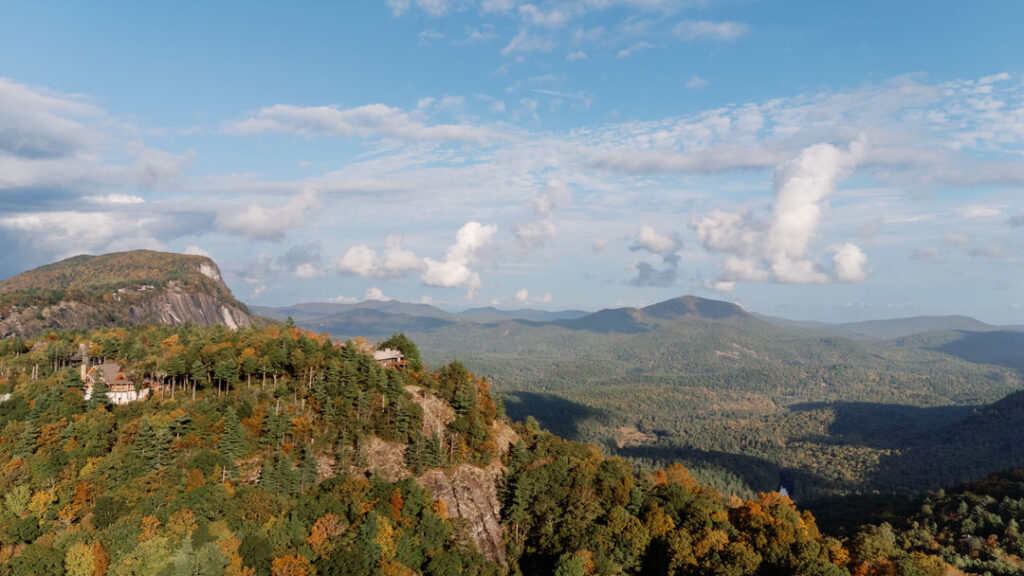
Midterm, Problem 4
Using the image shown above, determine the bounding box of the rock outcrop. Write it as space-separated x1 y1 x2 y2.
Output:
419 463 508 564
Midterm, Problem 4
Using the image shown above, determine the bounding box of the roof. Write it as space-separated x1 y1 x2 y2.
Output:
373 348 404 361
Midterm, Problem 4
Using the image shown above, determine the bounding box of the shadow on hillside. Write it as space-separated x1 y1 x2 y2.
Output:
933 330 1024 372
613 443 838 499
788 401 973 450
502 391 609 440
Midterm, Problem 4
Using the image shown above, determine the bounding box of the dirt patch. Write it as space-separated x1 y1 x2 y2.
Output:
615 425 658 449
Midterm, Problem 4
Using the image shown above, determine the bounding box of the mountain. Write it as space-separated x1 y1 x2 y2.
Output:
456 307 588 323
0 250 252 337
833 315 1012 340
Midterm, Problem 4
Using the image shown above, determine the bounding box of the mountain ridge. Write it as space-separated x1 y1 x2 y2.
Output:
0 250 252 337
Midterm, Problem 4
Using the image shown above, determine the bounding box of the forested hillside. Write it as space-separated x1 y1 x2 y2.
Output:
408 297 1024 500
0 326 1016 575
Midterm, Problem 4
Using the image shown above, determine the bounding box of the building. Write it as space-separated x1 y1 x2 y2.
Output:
373 348 409 370
78 343 150 405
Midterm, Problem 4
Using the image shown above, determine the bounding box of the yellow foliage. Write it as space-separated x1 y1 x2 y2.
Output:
138 515 161 541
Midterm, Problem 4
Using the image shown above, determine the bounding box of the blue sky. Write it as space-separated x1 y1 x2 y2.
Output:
1 1 1023 323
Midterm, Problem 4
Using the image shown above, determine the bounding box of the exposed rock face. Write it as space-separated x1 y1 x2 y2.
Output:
419 463 507 564
0 287 251 338
355 386 520 564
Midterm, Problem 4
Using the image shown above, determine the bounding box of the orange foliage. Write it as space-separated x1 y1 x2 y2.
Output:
307 513 346 556
186 468 206 492
92 541 109 576
138 516 161 541
389 488 404 522
270 554 313 576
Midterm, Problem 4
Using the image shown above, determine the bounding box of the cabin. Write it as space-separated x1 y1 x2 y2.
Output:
373 348 409 370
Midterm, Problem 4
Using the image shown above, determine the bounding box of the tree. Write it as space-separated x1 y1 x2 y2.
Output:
270 554 313 576
379 333 422 370
88 377 110 410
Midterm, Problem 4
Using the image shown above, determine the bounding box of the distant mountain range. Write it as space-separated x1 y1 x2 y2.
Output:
256 296 1022 342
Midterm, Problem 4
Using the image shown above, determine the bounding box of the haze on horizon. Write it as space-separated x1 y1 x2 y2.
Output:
1 1 1022 324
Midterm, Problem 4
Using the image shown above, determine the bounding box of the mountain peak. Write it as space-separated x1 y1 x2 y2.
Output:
642 295 749 320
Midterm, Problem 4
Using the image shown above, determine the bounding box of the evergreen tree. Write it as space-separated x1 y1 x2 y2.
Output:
220 407 247 462
87 377 110 411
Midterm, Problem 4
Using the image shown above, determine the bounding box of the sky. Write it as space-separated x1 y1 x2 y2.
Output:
1 1 1023 323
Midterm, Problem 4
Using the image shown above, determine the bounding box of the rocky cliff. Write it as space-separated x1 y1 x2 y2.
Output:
0 250 252 337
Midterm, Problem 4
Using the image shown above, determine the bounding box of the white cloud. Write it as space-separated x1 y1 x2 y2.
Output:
327 294 358 304
422 221 498 296
629 225 682 287
184 245 211 257
830 243 868 282
228 103 492 143
631 224 677 255
694 139 869 286
514 288 530 303
0 211 165 257
335 235 425 279
674 20 749 42
293 262 323 279
365 287 391 301
216 188 319 241
83 193 145 204
566 50 587 61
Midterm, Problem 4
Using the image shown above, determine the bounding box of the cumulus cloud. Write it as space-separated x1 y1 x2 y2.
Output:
514 288 530 304
228 103 492 143
629 225 682 287
365 287 391 301
327 294 358 304
829 243 868 282
216 188 319 241
422 221 498 296
332 222 496 296
334 235 424 279
693 139 869 288
513 179 571 251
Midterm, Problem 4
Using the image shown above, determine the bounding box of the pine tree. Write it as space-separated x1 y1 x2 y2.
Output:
220 407 247 462
15 422 38 458
300 446 318 491
88 377 110 411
